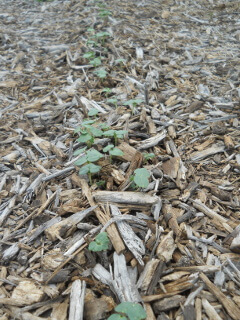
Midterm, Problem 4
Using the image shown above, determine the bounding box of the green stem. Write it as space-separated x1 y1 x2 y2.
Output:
88 172 92 185
114 133 117 146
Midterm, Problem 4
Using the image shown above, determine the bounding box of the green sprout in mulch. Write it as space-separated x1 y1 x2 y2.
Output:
108 302 147 320
88 232 110 252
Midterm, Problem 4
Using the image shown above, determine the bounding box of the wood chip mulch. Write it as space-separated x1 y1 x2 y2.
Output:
0 0 240 319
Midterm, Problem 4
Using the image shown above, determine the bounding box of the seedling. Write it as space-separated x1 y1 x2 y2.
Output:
94 68 108 79
75 149 103 184
96 180 106 188
103 129 127 145
88 232 110 251
90 57 102 67
83 51 95 60
75 149 103 166
98 9 112 18
73 147 87 156
88 108 100 117
75 120 103 147
143 152 155 164
95 31 111 45
98 122 110 130
87 39 98 47
124 99 143 114
133 168 150 188
87 28 95 35
107 98 118 108
102 88 112 97
103 144 123 162
108 302 146 320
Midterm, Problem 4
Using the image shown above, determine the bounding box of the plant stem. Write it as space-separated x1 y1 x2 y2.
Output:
88 172 92 185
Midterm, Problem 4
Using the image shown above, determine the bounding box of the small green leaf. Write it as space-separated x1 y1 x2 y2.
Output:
124 99 143 107
103 144 114 152
90 57 102 67
103 129 115 137
88 126 103 137
79 163 101 175
94 68 108 79
102 88 112 94
86 149 103 162
87 39 98 47
82 120 96 126
107 98 118 106
77 133 92 143
73 147 87 156
88 163 101 173
143 152 155 161
99 122 110 130
95 31 110 38
83 51 95 60
96 180 106 188
109 147 124 156
79 164 90 175
74 156 87 166
115 130 128 138
133 168 150 188
74 126 82 134
87 28 95 34
115 302 146 320
88 232 110 251
88 108 99 117
98 9 111 17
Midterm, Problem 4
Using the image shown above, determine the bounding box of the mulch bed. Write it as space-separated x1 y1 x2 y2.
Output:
0 0 240 319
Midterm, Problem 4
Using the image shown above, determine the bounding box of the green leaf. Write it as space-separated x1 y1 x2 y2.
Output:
88 232 110 251
94 68 108 79
86 149 103 162
108 315 127 320
96 180 106 188
88 163 101 173
83 51 95 60
115 302 146 320
79 163 101 175
74 126 82 134
87 28 95 34
88 126 103 137
115 130 128 138
88 108 99 117
107 98 118 106
103 144 114 152
82 119 96 126
95 31 110 39
87 39 98 47
102 88 112 94
77 133 92 143
98 9 111 17
74 156 87 166
99 122 110 130
124 99 143 107
73 147 87 156
143 152 155 160
109 147 124 156
133 168 150 188
103 129 115 137
79 164 90 175
90 57 102 67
